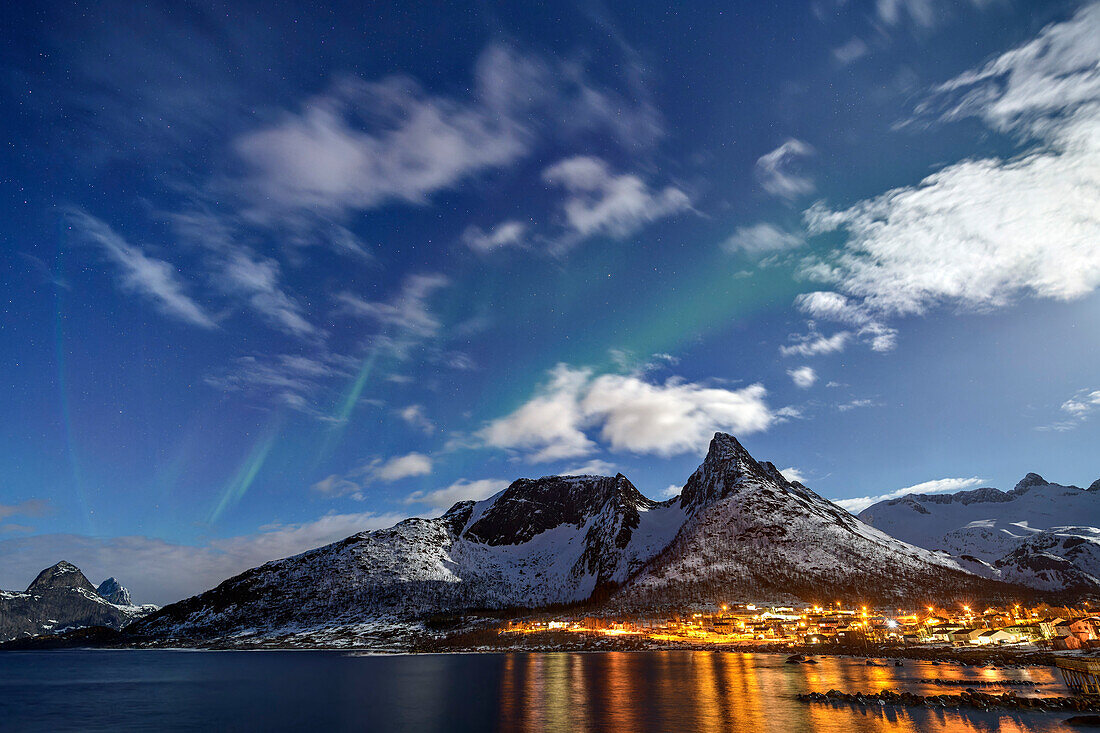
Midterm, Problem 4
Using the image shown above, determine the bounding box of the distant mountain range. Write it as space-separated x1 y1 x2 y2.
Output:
128 433 1025 646
0 561 155 642
859 473 1100 593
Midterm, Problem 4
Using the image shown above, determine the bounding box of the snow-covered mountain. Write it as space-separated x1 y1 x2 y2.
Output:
130 433 1020 645
616 434 1000 607
0 561 156 641
859 474 1100 592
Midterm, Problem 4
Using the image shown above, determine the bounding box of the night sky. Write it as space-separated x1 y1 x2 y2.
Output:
2 0 1098 603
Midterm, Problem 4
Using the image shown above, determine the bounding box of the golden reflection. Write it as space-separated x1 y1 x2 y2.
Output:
496 651 1061 732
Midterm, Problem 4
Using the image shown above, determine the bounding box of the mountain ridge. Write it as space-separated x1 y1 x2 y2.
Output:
126 433 1028 647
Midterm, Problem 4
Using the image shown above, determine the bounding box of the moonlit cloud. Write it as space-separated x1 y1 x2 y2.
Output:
336 274 449 338
231 45 664 223
312 452 434 500
779 331 851 357
204 352 355 419
480 364 776 460
802 5 1100 351
398 404 436 435
367 452 434 482
462 221 527 253
755 139 815 199
67 210 218 329
560 459 618 476
780 467 807 484
832 38 868 65
405 478 510 512
542 156 691 247
836 476 986 513
722 223 803 255
215 249 317 337
788 366 817 389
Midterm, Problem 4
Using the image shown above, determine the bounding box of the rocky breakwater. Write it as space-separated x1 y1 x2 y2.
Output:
799 688 1100 712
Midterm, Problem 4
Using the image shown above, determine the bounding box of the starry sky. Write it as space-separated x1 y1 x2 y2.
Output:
2 0 1099 604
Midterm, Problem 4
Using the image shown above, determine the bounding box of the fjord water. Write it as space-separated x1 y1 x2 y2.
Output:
0 650 1070 732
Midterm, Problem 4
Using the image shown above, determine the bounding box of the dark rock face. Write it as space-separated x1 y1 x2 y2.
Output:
464 474 654 546
26 561 98 594
0 562 150 642
1012 473 1050 494
96 578 133 606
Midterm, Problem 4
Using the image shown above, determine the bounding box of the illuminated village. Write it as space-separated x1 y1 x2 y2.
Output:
501 602 1100 651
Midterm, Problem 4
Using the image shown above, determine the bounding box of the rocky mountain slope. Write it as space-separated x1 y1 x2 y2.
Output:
0 561 155 641
859 474 1100 592
615 434 1009 608
129 433 1022 646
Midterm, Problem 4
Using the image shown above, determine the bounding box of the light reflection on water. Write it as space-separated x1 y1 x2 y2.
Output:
496 651 1068 733
0 649 1072 732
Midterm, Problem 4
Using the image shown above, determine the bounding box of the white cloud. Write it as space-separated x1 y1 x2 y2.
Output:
802 6 1100 351
837 398 877 412
560 459 618 476
722 223 803 255
780 467 808 484
788 366 818 389
478 365 596 461
462 221 527 253
542 156 691 246
234 76 527 218
398 404 436 435
336 273 449 338
755 139 815 199
369 452 434 482
835 476 985 513
405 478 510 512
0 511 407 606
232 45 663 222
779 331 851 357
659 484 682 499
313 452 434 500
832 38 869 65
1038 388 1100 431
480 364 776 460
67 210 217 329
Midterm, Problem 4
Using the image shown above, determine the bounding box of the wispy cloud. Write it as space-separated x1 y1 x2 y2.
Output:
336 274 449 339
1038 388 1100 432
722 223 804 256
204 352 356 419
313 452 434 500
832 37 868 65
0 499 50 523
836 476 985 513
462 221 527 253
755 139 815 199
398 404 436 435
780 330 851 358
405 478 510 513
542 156 691 248
66 210 217 329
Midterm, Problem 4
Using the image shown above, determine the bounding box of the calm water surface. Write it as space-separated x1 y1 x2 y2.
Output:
0 649 1075 732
